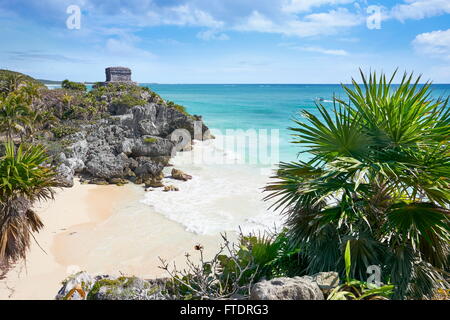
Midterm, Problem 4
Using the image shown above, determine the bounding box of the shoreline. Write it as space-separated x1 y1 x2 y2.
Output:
0 178 228 300
0 139 281 300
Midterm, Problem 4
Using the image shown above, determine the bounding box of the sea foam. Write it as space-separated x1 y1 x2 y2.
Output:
140 138 284 235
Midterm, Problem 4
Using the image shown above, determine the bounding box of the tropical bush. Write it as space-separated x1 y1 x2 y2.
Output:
159 231 304 299
327 241 394 300
0 142 57 268
61 79 87 92
110 94 146 109
0 92 31 140
0 70 44 96
51 125 79 138
167 100 189 116
265 70 450 299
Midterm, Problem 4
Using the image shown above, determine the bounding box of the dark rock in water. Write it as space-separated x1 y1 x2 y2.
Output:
171 168 192 181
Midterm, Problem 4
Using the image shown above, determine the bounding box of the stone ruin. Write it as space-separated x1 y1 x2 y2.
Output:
104 67 134 83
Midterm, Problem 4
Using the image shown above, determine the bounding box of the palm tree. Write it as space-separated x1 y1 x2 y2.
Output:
0 93 31 141
265 70 450 299
0 73 25 96
61 93 73 110
0 141 57 268
18 82 42 105
25 109 58 141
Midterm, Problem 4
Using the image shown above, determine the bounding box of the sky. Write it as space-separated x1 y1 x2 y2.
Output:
0 0 449 83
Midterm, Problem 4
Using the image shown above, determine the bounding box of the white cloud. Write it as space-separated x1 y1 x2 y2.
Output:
391 0 450 22
298 46 348 56
279 42 348 55
160 5 224 28
413 29 450 60
197 29 230 41
236 8 364 37
282 0 355 13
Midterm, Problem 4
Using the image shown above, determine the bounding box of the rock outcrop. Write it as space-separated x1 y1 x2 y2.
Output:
56 272 163 300
171 168 192 181
52 83 211 187
56 271 340 300
250 276 325 300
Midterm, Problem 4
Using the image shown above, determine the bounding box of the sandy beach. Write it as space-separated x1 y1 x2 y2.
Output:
0 179 225 300
0 139 281 300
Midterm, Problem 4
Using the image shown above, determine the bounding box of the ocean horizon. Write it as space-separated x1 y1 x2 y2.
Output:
144 83 450 164
45 83 450 164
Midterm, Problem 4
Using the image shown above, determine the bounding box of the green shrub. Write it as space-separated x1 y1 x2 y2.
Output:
327 241 394 300
62 79 87 92
111 94 146 109
166 100 189 116
51 125 79 138
159 231 305 300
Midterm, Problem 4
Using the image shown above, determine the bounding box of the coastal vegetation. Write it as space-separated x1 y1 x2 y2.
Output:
137 70 449 301
0 142 56 267
61 79 87 92
265 70 450 299
1 68 448 300
0 69 205 275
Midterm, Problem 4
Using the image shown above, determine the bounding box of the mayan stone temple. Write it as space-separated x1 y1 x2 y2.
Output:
105 66 135 84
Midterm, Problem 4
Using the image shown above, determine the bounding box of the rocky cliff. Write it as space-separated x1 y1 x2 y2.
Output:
47 83 212 187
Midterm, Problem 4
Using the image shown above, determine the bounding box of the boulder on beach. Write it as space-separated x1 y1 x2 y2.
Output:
171 168 192 181
163 185 179 192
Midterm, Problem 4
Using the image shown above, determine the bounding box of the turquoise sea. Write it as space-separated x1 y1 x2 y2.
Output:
143 84 450 163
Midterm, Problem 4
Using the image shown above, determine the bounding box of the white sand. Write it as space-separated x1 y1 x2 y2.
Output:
0 140 282 300
0 180 225 300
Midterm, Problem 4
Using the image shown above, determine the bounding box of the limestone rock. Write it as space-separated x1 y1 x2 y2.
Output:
48 77 211 185
171 168 192 181
163 185 179 192
87 276 161 300
88 178 109 185
55 163 74 188
109 178 129 185
132 136 174 158
250 276 324 300
85 152 128 179
144 178 164 188
312 272 340 293
56 272 164 300
56 271 95 300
